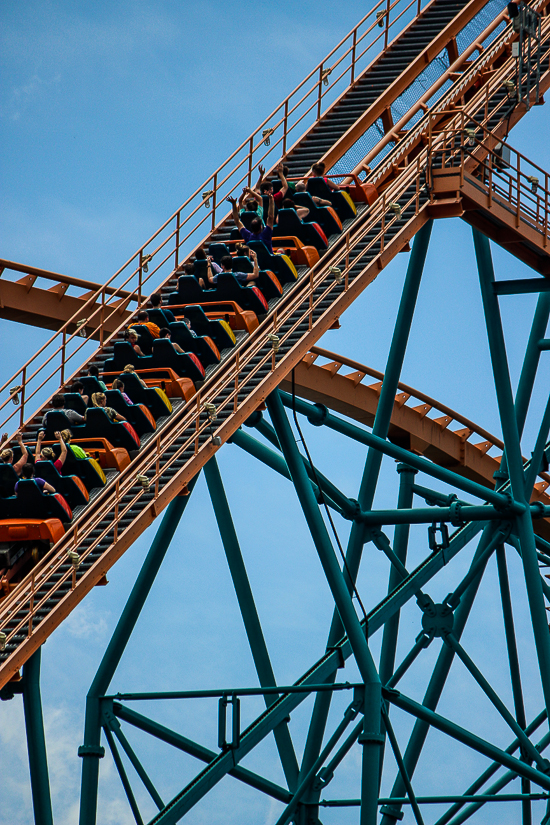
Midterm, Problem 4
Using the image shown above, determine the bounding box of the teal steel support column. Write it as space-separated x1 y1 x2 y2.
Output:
79 484 196 825
203 456 299 789
380 525 496 824
297 221 433 805
267 389 382 825
379 465 417 685
474 228 550 720
496 544 531 825
514 291 550 436
22 647 53 825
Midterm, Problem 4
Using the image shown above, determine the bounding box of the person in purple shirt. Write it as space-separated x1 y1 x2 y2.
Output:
206 250 259 286
15 463 56 494
228 192 275 253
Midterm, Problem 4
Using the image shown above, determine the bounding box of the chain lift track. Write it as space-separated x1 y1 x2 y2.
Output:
1 1 550 823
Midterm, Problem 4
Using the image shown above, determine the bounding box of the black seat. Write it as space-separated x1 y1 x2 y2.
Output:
46 442 106 491
147 307 176 327
211 274 268 314
230 256 282 300
114 373 172 419
15 479 73 522
247 241 298 284
104 390 156 436
80 376 106 396
151 339 206 382
34 460 89 508
166 275 211 306
63 392 88 414
181 306 236 350
43 410 85 440
274 209 328 251
83 408 141 452
239 210 263 230
103 342 154 374
127 325 157 356
168 323 220 366
208 243 232 263
306 177 356 221
292 192 343 236
0 464 20 498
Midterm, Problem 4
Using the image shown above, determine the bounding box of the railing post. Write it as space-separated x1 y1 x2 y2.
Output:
61 330 66 387
175 210 181 269
138 251 143 305
248 138 254 188
212 173 218 231
234 351 239 412
317 66 323 121
345 233 350 289
155 437 160 498
385 0 390 50
516 151 521 227
283 100 289 155
20 366 26 428
99 289 105 348
114 480 119 542
351 29 357 85
417 0 421 15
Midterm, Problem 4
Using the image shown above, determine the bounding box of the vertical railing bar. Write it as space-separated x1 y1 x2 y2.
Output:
20 367 26 428
248 138 254 188
61 330 66 387
345 233 350 289
351 28 357 85
114 479 119 542
212 173 218 231
385 0 391 49
175 210 181 269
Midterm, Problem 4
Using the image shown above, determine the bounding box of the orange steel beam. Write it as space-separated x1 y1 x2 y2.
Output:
279 349 550 543
316 0 502 171
2 8 550 687
0 259 134 336
358 0 550 189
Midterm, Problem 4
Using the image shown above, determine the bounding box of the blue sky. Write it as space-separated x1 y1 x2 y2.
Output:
1 1 550 823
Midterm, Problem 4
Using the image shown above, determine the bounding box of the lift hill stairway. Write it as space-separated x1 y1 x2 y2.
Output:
1 1 550 688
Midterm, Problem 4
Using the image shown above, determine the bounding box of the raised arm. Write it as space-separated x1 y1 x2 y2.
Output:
254 164 265 193
206 261 217 287
55 431 68 467
13 433 28 474
227 196 244 231
266 193 275 229
276 163 289 198
248 250 260 282
35 430 45 461
244 186 262 206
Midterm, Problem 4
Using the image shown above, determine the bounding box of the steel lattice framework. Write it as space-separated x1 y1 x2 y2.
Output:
1 1 550 823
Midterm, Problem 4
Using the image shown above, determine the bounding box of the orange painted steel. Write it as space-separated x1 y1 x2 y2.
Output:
0 259 134 336
319 0 505 171
280 347 550 543
1 6 550 688
0 0 519 433
426 119 550 273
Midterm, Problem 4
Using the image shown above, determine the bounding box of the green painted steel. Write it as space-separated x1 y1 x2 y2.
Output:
22 648 53 825
79 483 197 825
266 389 383 825
203 456 299 789
474 228 550 721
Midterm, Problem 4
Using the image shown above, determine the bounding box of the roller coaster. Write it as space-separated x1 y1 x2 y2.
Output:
1 0 550 822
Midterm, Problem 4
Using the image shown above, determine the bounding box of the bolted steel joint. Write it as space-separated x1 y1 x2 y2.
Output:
306 403 329 427
421 602 454 639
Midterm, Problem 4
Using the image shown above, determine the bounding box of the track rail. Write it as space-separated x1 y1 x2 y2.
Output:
1 3 550 688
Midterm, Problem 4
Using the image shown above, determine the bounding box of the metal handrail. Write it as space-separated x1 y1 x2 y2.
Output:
307 346 506 450
3 5 550 659
0 0 435 431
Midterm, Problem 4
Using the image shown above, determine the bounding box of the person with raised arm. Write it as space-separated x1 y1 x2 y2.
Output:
228 193 275 253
